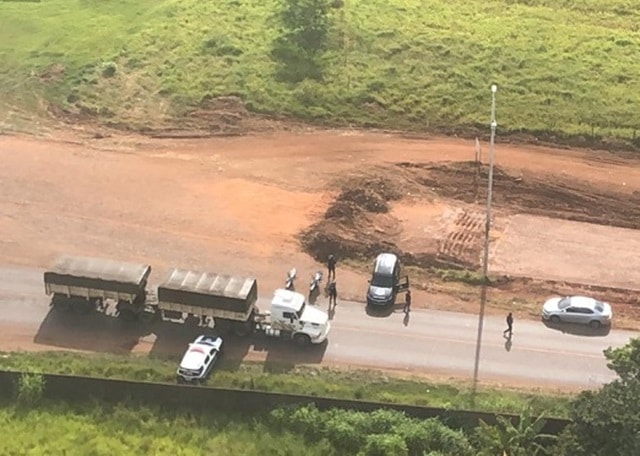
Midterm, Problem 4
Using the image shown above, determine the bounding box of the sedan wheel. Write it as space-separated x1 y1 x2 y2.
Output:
550 315 561 324
589 320 602 329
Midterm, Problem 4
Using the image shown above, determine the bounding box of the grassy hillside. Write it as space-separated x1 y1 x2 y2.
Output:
1 0 639 143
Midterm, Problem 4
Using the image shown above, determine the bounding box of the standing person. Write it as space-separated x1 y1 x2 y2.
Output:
327 254 337 281
404 289 412 313
328 280 337 309
503 312 514 337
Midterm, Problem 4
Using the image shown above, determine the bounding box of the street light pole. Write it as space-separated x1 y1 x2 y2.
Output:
482 84 498 279
472 83 498 400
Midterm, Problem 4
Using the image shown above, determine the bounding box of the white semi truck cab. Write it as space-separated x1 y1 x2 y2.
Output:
257 288 330 346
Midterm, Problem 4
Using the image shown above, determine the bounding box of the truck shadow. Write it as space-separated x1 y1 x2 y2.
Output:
149 323 328 370
34 307 328 368
33 306 151 353
541 319 612 337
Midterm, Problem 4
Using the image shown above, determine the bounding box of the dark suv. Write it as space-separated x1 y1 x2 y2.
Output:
366 253 409 307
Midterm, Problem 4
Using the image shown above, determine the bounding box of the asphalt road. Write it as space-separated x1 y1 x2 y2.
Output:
0 265 637 389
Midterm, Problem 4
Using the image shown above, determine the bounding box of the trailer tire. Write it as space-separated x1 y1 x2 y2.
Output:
293 333 311 347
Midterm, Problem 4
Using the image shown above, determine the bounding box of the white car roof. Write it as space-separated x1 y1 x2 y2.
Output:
180 337 221 370
180 345 209 370
567 296 601 309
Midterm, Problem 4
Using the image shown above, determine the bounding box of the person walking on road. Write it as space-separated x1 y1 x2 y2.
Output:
503 312 514 337
327 254 337 281
328 280 337 309
404 289 412 313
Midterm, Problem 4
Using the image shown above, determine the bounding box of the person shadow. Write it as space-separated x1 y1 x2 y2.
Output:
403 310 410 327
503 333 513 351
328 305 336 321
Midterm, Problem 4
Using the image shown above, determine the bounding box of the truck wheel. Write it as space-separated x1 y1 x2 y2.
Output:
293 333 311 347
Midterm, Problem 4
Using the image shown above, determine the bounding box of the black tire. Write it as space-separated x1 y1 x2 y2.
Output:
549 315 561 324
589 320 602 329
293 333 311 347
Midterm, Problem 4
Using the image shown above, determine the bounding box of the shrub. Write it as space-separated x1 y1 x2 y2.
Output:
101 62 118 78
16 373 45 406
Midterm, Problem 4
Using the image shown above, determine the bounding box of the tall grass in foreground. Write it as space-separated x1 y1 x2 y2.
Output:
0 401 331 455
1 0 639 143
0 399 561 456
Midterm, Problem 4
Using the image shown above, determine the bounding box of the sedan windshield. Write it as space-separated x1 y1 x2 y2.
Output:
558 298 571 309
371 274 394 288
594 302 605 313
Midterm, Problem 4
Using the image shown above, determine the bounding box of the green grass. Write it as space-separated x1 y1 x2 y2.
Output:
1 0 640 143
0 401 334 455
0 351 572 417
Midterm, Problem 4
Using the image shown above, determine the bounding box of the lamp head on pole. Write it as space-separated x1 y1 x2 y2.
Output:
491 84 498 94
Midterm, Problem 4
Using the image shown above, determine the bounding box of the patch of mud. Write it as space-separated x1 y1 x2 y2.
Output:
403 161 640 230
299 173 460 269
300 175 402 261
300 160 640 272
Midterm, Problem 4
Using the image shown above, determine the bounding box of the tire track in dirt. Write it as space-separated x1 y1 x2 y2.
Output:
437 209 484 267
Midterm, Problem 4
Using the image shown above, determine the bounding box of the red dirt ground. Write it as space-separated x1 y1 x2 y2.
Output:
2 127 640 329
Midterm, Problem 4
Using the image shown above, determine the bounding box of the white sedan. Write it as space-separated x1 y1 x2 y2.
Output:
542 296 612 328
176 335 223 384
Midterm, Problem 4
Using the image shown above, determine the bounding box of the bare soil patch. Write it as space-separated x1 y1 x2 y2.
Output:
2 129 640 333
408 161 640 230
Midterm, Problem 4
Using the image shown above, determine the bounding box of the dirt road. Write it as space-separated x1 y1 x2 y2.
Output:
1 127 640 387
2 130 640 323
1 265 635 389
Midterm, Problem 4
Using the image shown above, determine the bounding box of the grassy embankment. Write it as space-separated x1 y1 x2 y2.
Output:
0 351 572 417
0 397 499 455
1 0 639 144
0 400 330 455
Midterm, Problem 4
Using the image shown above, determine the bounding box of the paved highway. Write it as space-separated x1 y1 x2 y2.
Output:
0 265 636 389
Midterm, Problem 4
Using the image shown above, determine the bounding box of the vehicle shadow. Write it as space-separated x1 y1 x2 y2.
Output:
541 319 612 337
33 306 151 353
149 322 327 371
365 301 403 318
34 306 328 369
148 316 229 362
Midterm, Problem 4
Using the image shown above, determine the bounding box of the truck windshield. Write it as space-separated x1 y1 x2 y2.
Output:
297 301 306 319
371 274 394 288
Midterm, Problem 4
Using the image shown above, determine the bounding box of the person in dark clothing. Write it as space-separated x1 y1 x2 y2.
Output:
328 280 337 309
503 312 514 337
404 289 412 313
327 254 337 280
